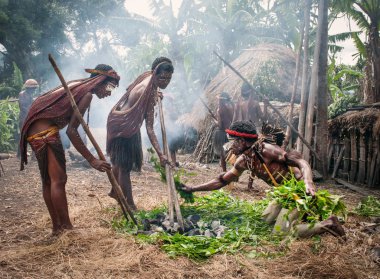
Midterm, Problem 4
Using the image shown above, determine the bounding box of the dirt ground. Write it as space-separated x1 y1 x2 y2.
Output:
1 153 379 279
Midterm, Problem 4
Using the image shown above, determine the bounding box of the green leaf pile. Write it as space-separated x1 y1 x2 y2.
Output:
147 147 195 203
112 191 281 260
268 175 347 224
354 196 380 217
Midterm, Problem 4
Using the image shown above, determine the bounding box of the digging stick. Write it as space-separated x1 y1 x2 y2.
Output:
157 93 185 230
48 54 137 225
213 51 320 161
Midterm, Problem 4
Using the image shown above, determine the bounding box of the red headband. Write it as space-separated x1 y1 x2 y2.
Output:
225 129 258 139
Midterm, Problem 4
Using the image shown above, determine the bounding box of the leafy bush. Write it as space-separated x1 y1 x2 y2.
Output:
354 196 380 217
0 100 20 152
268 175 347 224
0 62 23 99
328 93 359 119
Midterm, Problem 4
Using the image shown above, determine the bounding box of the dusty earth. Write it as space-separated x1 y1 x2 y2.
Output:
1 152 380 279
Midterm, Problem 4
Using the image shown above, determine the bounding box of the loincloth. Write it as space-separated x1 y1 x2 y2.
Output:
212 128 228 154
107 132 143 172
27 126 66 184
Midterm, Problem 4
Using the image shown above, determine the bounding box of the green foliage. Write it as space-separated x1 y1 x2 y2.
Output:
112 191 281 260
0 100 19 152
0 62 23 99
328 93 359 119
147 148 195 203
268 175 347 224
354 196 380 217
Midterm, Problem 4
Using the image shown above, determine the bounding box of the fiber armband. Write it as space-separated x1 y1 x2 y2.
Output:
217 173 229 186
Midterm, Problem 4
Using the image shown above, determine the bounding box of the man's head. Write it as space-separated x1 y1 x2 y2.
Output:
86 64 120 99
241 82 254 99
225 121 258 155
219 91 231 103
23 79 39 93
152 57 174 89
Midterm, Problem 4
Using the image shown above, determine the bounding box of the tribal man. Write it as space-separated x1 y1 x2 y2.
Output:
17 79 39 157
213 92 234 171
107 57 174 210
182 121 345 239
20 64 120 235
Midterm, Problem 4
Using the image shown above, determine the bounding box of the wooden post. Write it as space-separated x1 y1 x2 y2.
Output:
332 146 345 179
343 136 351 174
349 129 358 182
373 138 380 188
366 136 373 186
368 136 378 187
357 132 366 184
327 141 333 172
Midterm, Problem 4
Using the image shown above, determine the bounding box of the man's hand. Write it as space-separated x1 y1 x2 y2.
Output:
180 184 193 193
305 181 316 196
89 158 111 172
159 154 175 168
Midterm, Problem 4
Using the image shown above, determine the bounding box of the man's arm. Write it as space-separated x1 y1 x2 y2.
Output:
145 99 167 166
261 143 316 196
183 156 247 192
66 92 110 172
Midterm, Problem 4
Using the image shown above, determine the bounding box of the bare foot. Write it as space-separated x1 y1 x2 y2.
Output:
108 191 117 200
322 216 346 242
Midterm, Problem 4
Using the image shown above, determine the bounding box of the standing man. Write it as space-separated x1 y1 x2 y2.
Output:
17 79 39 157
233 82 264 128
182 121 345 239
20 64 120 235
213 92 234 171
107 57 174 210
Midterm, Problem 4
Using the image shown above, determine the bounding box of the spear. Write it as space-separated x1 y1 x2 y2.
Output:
48 54 137 225
213 51 320 161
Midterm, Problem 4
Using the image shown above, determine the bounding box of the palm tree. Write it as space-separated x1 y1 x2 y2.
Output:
332 0 380 103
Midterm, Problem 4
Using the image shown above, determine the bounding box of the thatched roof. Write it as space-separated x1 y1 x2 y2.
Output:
204 43 298 105
329 107 380 137
180 43 299 131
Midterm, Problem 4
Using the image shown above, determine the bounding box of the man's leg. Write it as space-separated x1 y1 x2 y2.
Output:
46 146 72 232
295 216 346 240
108 165 119 199
118 167 137 211
42 179 61 234
220 150 227 172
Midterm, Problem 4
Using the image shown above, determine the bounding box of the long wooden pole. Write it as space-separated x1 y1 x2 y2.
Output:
48 54 137 225
157 94 184 230
213 51 320 161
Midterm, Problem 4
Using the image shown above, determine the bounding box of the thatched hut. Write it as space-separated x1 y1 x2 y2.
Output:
181 43 300 163
328 104 380 188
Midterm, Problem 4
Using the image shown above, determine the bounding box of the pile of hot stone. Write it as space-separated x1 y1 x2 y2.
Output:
138 213 227 237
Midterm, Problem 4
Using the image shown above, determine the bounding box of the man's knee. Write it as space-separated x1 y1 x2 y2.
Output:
51 173 67 186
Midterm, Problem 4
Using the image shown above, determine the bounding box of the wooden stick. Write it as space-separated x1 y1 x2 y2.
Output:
332 146 345 178
48 54 137 225
213 51 320 161
157 94 184 230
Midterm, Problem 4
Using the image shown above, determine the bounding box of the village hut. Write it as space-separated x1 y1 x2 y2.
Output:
328 103 380 188
181 43 301 163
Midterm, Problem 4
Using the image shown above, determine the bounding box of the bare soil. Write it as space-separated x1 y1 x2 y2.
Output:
0 154 379 279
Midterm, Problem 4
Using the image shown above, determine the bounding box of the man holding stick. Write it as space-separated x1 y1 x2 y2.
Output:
182 121 345 239
20 64 120 235
107 57 174 210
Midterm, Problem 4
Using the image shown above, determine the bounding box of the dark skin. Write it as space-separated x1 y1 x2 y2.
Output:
233 88 264 124
216 96 234 171
110 70 173 210
27 80 116 235
183 136 316 196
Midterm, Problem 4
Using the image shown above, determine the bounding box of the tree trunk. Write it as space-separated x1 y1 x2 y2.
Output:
296 0 311 153
313 0 329 178
364 24 380 103
284 18 304 149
